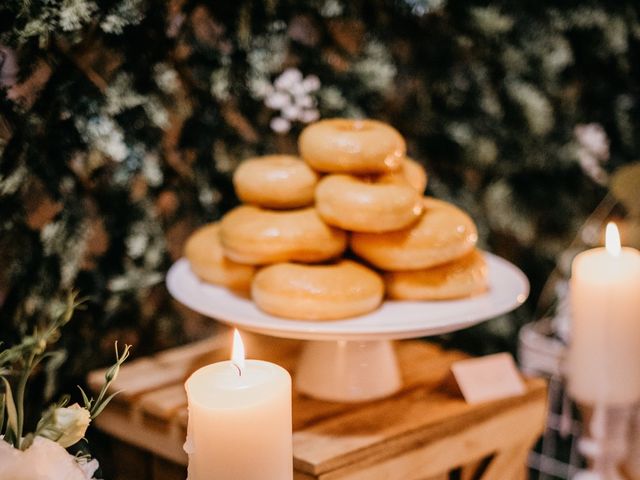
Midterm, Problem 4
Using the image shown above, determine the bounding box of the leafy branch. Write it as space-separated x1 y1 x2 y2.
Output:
79 342 131 419
0 291 131 451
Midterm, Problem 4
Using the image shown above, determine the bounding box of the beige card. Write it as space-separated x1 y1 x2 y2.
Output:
451 352 526 404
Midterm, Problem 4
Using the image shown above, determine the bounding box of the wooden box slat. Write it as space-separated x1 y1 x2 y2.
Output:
90 331 547 480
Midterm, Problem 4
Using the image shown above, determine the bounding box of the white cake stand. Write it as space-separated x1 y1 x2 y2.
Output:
167 252 529 402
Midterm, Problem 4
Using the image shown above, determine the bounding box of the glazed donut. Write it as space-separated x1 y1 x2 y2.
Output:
351 197 478 271
315 174 423 233
385 249 488 300
251 260 384 320
219 206 347 265
299 118 405 174
233 155 319 209
184 223 255 290
378 157 428 193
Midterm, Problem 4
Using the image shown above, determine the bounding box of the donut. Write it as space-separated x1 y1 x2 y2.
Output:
299 118 405 174
184 223 255 290
219 205 347 265
233 155 319 209
385 249 488 300
251 260 384 320
315 174 423 232
378 157 428 193
350 197 478 271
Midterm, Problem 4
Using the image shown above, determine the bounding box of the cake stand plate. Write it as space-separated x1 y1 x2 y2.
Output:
167 253 529 402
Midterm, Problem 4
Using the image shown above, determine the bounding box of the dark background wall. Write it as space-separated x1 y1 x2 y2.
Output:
1 0 637 393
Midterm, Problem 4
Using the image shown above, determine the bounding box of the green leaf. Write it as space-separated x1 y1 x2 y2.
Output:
78 386 92 410
1 378 18 443
90 390 122 419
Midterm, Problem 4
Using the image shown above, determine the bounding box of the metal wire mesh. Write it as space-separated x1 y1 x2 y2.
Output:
519 321 585 480
527 375 584 479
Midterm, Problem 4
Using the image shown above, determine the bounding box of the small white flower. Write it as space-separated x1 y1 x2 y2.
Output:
126 233 148 259
575 123 609 160
289 82 308 97
574 123 609 185
274 68 303 90
320 0 344 17
300 109 320 123
294 95 315 109
0 436 98 480
301 75 321 92
270 117 291 133
154 63 179 94
281 104 301 120
265 91 292 110
81 116 129 162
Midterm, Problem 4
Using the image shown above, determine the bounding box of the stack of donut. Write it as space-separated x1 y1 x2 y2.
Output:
184 119 488 321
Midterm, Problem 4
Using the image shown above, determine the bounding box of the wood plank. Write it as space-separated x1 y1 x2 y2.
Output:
139 384 188 421
94 405 188 466
305 399 545 479
480 441 532 480
294 472 317 480
460 457 490 480
293 378 546 475
154 336 227 365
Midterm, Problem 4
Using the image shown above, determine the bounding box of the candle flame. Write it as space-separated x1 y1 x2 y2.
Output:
231 329 245 375
605 222 621 257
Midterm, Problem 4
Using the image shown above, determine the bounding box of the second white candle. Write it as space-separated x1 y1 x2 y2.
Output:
568 223 640 405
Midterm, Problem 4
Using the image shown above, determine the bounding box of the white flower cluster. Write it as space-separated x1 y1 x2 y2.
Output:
352 41 397 94
263 68 321 134
470 6 514 34
154 63 180 94
574 123 609 185
506 80 554 136
79 116 129 162
100 0 145 34
484 179 537 246
210 60 231 102
246 29 288 99
320 0 344 18
0 437 98 480
106 74 169 128
59 0 98 32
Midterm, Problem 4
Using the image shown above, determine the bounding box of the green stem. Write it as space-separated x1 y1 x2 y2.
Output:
15 353 36 449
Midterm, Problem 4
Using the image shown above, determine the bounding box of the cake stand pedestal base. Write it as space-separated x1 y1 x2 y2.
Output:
295 340 401 402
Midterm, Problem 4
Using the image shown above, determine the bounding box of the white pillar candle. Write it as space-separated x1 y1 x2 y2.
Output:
568 223 640 405
185 330 293 480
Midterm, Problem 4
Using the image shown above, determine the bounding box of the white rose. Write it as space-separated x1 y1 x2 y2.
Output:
39 404 91 448
0 437 98 480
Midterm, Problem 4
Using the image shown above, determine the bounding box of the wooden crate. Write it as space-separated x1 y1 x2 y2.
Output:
88 332 547 480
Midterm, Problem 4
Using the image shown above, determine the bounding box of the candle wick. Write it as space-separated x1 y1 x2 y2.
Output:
232 362 242 376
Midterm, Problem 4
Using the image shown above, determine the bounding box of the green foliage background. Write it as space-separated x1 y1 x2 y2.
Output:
1 0 637 384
